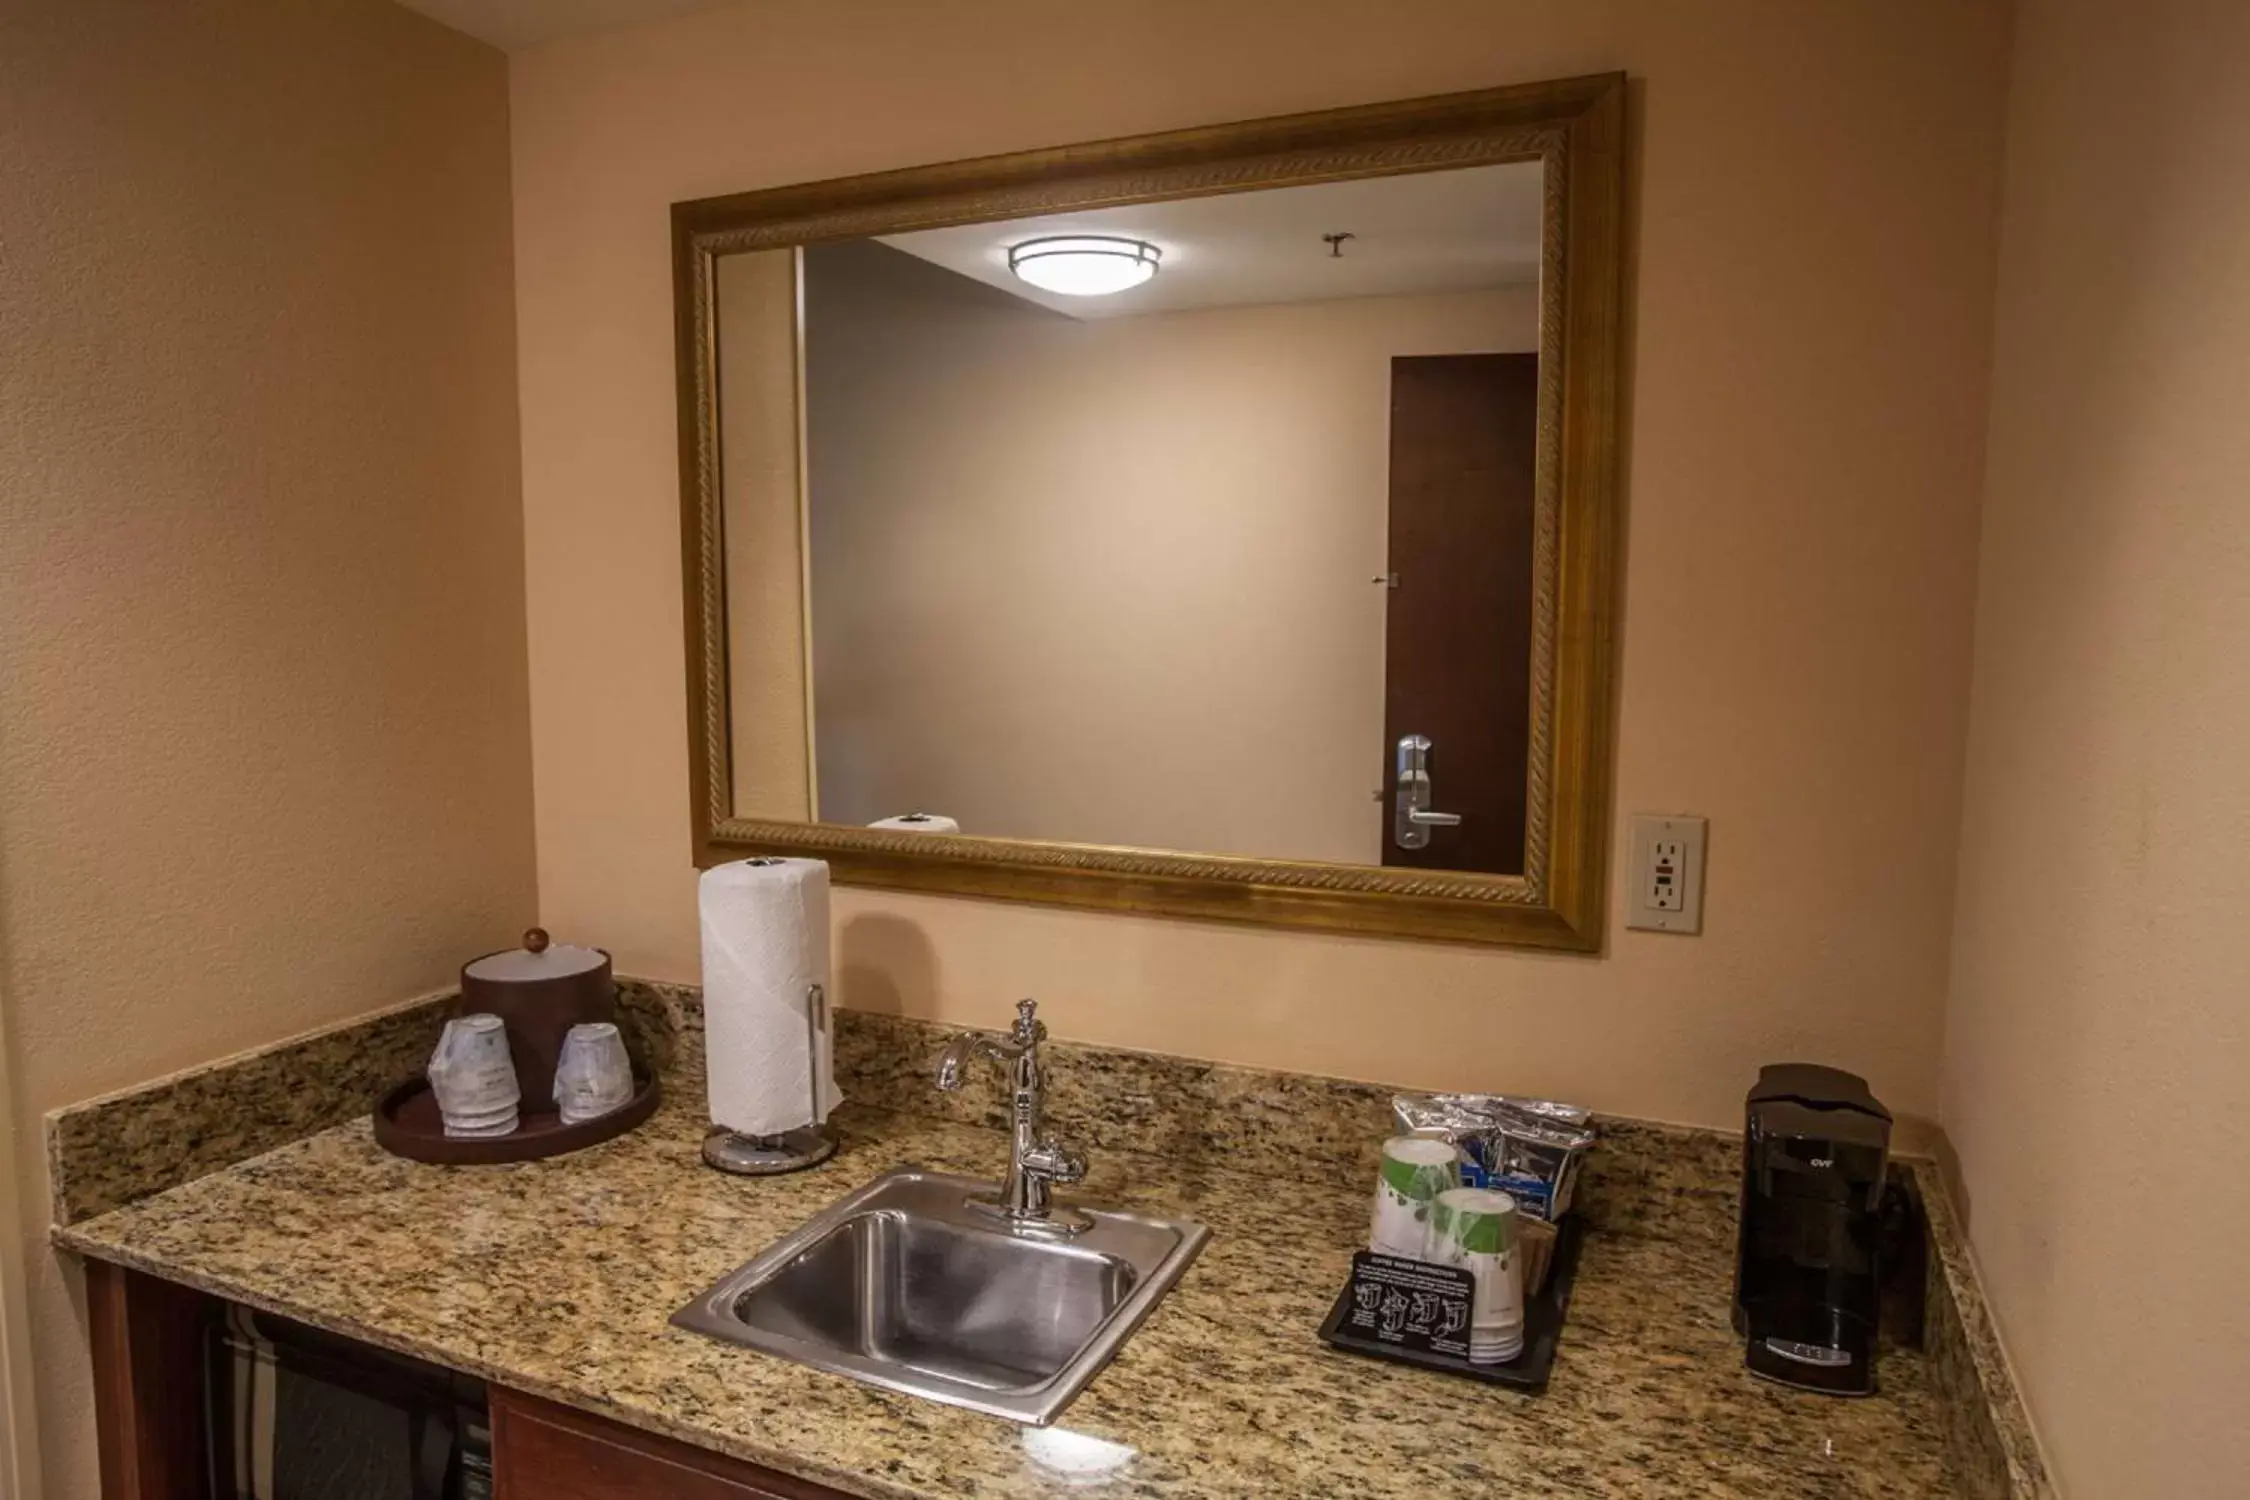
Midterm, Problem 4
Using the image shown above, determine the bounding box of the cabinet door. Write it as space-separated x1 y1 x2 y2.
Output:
85 1262 212 1500
491 1388 854 1500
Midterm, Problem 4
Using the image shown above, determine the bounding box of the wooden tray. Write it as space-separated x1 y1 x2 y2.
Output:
373 1070 661 1165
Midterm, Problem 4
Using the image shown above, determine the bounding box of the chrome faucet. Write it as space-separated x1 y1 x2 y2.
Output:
935 999 1089 1234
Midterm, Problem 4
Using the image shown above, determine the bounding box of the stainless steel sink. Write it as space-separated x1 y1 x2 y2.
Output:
672 1168 1210 1424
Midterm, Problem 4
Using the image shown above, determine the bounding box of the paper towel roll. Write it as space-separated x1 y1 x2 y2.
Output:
869 812 961 833
700 858 843 1137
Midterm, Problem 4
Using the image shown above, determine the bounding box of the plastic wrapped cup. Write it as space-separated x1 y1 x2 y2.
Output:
439 1103 519 1139
1369 1136 1461 1259
553 1022 634 1126
429 1014 520 1138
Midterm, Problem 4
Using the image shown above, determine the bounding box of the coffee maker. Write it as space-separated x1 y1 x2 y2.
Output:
1733 1063 1892 1396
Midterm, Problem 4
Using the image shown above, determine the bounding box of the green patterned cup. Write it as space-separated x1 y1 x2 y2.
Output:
1369 1136 1461 1259
1432 1186 1524 1362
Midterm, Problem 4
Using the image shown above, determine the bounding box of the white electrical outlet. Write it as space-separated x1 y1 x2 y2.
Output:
1627 814 1706 933
1648 836 1687 911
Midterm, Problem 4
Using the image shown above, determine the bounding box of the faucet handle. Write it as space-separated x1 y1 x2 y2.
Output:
1022 1138 1085 1187
1012 997 1044 1045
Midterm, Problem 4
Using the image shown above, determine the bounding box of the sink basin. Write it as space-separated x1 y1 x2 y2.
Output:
671 1168 1210 1424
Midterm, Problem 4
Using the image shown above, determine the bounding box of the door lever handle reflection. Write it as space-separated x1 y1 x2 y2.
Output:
1393 733 1463 850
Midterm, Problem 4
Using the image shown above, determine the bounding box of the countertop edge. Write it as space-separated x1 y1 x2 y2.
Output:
1908 1161 2056 1500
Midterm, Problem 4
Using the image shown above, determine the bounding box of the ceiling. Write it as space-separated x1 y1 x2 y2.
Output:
876 160 1544 321
390 0 741 50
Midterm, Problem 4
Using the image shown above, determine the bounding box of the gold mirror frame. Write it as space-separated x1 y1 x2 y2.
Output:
675 72 1624 950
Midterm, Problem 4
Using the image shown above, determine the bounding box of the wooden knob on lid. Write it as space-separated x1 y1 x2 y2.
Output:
524 927 550 955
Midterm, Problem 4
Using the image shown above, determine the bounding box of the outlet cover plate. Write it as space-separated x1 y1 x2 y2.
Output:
1626 814 1706 934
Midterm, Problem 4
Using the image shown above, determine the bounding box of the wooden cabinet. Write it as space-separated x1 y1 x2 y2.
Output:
490 1388 855 1500
85 1261 210 1500
81 1265 857 1500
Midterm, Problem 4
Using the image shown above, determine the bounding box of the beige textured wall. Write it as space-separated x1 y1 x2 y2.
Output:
1942 0 2250 1493
800 239 1534 861
516 0 2011 1132
0 2 533 1492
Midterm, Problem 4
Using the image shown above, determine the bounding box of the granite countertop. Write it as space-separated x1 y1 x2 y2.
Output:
57 1052 1962 1499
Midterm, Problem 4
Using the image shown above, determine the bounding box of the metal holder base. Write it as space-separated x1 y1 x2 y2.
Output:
703 1124 837 1177
700 968 837 1177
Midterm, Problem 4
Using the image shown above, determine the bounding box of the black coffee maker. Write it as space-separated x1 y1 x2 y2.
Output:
1733 1063 1892 1396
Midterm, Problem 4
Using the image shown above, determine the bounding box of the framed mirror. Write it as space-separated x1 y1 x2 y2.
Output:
675 73 1624 949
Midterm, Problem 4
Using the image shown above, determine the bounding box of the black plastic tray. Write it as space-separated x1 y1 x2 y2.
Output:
1316 1213 1585 1390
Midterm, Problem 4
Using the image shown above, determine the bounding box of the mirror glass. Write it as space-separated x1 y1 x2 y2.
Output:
715 159 1547 877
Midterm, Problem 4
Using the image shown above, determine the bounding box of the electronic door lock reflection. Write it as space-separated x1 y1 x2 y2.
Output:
1393 733 1463 850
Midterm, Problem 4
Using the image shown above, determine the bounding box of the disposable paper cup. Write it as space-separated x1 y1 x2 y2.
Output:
1369 1136 1461 1259
1433 1186 1525 1363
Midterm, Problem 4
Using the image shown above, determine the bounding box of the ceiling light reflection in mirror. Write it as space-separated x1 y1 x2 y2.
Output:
1006 235 1162 296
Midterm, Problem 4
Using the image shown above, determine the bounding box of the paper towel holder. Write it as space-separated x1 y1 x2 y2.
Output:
702 980 838 1176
